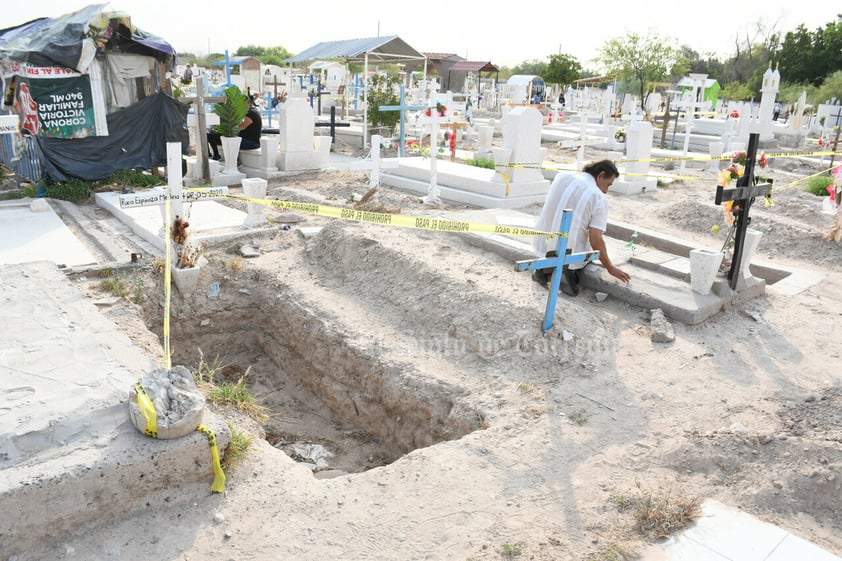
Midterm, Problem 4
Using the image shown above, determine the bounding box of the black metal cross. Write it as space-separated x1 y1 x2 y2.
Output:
714 132 773 290
314 106 351 143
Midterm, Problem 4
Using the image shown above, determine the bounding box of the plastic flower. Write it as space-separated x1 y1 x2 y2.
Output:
718 164 744 187
729 110 740 118
424 102 447 117
405 139 420 152
723 201 736 225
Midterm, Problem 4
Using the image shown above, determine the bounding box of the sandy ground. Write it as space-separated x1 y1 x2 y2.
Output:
29 142 842 561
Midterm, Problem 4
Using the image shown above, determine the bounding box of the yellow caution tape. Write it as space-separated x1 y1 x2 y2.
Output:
197 424 226 493
185 188 564 239
133 382 158 438
133 381 226 493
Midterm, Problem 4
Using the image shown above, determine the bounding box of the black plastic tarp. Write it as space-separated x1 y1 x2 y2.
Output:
35 92 188 181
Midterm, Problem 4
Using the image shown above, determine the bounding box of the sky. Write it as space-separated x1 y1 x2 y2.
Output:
1 2 839 71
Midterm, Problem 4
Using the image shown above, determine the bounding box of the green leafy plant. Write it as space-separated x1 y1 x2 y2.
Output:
467 156 496 169
501 541 523 557
366 73 401 134
802 172 834 197
212 85 249 137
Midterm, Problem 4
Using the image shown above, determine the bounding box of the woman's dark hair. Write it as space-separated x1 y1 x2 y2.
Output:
583 159 619 180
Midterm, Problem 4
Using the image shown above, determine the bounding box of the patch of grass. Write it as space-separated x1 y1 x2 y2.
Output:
107 169 166 188
467 156 496 170
802 172 834 197
500 541 523 557
610 480 702 540
99 275 129 298
195 348 269 423
222 421 253 470
585 540 634 561
567 408 589 425
44 178 91 203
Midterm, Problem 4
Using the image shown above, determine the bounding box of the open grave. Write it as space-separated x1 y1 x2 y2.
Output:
130 220 538 476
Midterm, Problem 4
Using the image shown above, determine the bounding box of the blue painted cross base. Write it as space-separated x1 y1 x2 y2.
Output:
514 209 600 334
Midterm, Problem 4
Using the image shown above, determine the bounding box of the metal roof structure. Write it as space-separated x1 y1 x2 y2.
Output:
285 35 426 65
286 36 426 149
448 61 499 73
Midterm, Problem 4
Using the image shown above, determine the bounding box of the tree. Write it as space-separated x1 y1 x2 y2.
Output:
543 53 582 88
719 81 755 102
597 32 685 115
511 59 547 77
235 45 294 67
366 74 401 133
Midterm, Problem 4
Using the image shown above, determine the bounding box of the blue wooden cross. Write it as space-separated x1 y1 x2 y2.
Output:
514 210 600 334
379 85 426 157
211 50 234 86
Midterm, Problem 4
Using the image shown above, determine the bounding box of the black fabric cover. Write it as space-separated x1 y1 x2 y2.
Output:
35 92 189 181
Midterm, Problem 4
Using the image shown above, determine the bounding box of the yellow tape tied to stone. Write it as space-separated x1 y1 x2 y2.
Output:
197 424 226 493
133 382 226 493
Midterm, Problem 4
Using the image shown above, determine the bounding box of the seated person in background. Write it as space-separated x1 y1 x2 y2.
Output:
207 95 262 160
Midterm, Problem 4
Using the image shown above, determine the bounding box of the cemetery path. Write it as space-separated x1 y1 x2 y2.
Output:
41 151 842 561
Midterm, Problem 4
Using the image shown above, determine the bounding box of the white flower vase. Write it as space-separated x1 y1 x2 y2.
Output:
241 177 267 227
171 264 202 294
689 248 724 295
736 228 763 288
221 136 242 175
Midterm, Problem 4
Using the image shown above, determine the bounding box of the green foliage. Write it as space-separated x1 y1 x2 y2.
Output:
816 70 842 106
212 85 249 137
777 82 819 106
44 178 91 203
803 173 835 196
779 21 842 86
366 73 401 133
544 53 583 87
107 169 166 188
99 275 129 298
597 32 686 114
222 421 253 470
467 157 496 170
236 44 294 67
511 59 547 77
719 81 755 101
500 541 523 557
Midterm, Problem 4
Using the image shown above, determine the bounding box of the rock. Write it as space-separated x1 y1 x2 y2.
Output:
127 365 205 439
238 244 261 258
594 292 608 302
650 308 675 343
